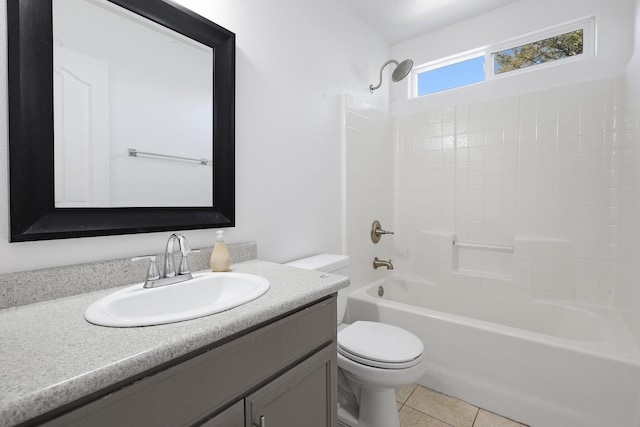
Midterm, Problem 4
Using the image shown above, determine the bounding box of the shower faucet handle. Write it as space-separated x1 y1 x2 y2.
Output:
371 220 394 244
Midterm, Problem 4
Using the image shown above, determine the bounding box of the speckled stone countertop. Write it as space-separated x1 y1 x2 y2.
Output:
0 259 348 427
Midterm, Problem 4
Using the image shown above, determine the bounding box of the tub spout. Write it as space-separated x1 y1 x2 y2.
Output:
373 257 394 270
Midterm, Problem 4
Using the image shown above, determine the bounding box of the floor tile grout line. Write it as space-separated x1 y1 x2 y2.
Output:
404 383 419 404
398 384 526 427
471 407 480 427
398 403 457 427
404 404 455 427
400 384 457 427
401 399 461 427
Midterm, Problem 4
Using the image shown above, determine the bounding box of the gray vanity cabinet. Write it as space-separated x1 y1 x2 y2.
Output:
199 401 244 427
201 346 336 427
200 401 244 427
38 296 337 427
245 345 335 427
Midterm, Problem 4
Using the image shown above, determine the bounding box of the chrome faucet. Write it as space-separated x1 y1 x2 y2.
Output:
132 233 199 288
164 233 191 278
373 257 394 270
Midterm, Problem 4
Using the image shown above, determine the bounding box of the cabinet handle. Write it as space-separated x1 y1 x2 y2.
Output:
259 415 266 427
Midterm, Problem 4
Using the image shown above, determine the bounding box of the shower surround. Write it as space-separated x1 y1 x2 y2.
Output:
344 76 625 304
343 72 640 343
342 74 640 425
391 77 622 306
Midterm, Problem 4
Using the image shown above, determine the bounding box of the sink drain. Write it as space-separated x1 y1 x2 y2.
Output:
378 286 384 297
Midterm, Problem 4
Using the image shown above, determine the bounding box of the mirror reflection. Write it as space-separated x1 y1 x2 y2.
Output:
52 0 213 208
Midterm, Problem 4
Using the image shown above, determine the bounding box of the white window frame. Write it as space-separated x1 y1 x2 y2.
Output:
410 16 596 98
487 16 596 79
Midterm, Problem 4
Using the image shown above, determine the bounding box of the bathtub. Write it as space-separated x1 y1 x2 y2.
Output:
345 275 640 427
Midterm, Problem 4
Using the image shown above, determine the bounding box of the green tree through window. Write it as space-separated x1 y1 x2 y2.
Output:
494 29 584 74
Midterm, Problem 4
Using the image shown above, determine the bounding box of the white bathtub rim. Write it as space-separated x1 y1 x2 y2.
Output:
367 273 616 312
348 275 640 367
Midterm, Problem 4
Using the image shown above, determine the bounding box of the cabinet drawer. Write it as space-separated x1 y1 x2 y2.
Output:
42 297 336 427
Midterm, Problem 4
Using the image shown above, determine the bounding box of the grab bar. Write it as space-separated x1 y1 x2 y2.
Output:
128 148 211 166
452 240 514 253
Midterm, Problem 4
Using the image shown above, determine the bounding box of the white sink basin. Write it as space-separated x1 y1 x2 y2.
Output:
85 272 270 327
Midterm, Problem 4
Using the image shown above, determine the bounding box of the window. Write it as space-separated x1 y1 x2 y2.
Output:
417 56 485 96
493 29 584 75
412 17 594 98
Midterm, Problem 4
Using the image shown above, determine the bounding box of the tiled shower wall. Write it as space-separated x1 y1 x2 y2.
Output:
393 78 623 306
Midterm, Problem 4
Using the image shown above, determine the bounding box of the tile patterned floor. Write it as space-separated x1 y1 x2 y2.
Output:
396 384 528 427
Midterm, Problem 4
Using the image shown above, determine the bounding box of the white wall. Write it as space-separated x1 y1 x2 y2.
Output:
617 0 640 348
390 0 635 115
0 0 388 274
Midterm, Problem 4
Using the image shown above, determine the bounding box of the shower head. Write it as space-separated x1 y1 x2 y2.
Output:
369 59 414 93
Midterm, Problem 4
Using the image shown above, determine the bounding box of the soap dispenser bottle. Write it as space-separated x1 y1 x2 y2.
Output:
210 230 231 272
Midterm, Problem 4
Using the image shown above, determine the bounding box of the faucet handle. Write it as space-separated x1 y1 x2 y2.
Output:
132 256 161 281
178 249 200 275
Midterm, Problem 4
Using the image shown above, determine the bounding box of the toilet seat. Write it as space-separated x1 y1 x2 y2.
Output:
338 321 424 369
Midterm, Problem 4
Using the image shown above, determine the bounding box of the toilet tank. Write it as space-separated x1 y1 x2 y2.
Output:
285 254 349 276
285 254 350 322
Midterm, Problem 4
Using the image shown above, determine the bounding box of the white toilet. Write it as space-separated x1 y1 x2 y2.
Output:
285 254 427 427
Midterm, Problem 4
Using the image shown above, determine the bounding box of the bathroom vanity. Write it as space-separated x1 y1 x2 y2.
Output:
43 298 336 427
0 257 348 427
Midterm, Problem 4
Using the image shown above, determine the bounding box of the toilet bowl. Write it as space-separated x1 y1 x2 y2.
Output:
285 254 427 427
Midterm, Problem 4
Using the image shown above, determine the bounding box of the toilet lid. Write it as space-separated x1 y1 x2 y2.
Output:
338 321 424 369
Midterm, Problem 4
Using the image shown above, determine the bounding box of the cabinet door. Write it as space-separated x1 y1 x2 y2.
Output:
199 401 244 427
245 345 337 427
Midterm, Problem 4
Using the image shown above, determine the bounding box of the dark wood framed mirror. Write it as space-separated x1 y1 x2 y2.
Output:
7 0 235 242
